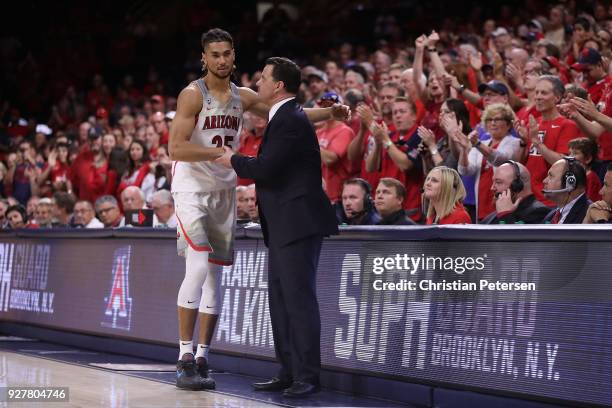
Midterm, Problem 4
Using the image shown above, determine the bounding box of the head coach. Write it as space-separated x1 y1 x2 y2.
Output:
216 57 339 397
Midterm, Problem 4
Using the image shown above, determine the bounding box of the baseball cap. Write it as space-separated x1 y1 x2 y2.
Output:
35 124 52 136
542 56 561 71
96 107 108 119
88 125 102 139
492 27 509 37
571 48 602 71
527 19 543 32
478 80 509 95
344 89 365 106
318 91 343 105
308 69 328 83
150 94 164 104
118 114 134 126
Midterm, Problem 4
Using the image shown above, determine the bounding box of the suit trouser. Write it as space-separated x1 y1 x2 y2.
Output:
267 234 323 385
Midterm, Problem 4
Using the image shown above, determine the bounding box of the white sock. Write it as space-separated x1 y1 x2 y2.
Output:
195 344 209 360
179 340 193 360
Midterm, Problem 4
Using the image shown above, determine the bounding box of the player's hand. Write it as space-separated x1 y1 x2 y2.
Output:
331 103 351 121
214 146 234 168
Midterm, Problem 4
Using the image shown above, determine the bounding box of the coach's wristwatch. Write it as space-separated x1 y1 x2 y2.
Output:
383 140 393 150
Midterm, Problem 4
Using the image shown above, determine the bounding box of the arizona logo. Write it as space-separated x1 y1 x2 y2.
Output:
102 246 133 331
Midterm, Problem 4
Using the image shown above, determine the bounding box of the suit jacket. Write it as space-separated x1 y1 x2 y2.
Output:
543 193 591 224
231 99 339 247
482 194 551 224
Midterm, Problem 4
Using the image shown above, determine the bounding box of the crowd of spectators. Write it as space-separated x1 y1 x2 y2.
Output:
1 2 611 228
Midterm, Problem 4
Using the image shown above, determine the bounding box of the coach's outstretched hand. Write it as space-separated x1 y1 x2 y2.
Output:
331 103 351 121
215 146 234 168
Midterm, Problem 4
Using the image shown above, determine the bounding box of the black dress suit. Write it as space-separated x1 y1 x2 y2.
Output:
481 194 551 224
231 98 338 385
542 192 591 224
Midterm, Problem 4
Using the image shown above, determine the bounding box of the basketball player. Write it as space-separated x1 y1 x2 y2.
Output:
169 28 349 390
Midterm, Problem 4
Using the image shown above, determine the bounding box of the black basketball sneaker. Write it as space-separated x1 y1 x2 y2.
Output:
176 358 206 390
196 357 216 390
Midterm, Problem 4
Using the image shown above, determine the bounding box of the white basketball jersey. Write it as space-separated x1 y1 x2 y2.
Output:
171 79 243 193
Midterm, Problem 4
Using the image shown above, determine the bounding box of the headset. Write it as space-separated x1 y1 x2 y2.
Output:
542 156 579 194
347 178 374 212
503 160 524 194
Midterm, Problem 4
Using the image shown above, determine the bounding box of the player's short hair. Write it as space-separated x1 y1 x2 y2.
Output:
201 28 234 50
266 57 301 94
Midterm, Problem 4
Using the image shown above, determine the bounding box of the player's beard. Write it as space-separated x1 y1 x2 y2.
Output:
208 67 232 80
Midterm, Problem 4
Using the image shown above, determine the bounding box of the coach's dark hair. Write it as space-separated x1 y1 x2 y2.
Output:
201 28 234 50
265 57 301 94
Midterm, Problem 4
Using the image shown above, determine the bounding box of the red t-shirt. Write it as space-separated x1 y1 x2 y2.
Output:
477 147 497 221
586 170 602 202
318 123 354 203
48 162 70 185
421 101 444 141
465 101 482 130
584 74 612 105
596 80 612 161
116 163 151 197
160 130 170 146
237 130 263 186
378 126 423 220
414 98 427 124
525 116 579 206
359 121 396 193
70 152 110 203
427 202 472 224
516 105 542 124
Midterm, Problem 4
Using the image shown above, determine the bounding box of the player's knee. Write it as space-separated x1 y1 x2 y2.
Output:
198 267 221 314
177 293 201 309
177 281 202 309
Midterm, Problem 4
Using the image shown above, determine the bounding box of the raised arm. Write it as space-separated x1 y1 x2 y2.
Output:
424 31 446 79
240 86 350 123
348 104 373 161
413 35 428 102
169 85 224 162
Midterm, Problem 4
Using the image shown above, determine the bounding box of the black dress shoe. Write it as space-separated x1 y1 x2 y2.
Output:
282 381 320 398
252 377 292 391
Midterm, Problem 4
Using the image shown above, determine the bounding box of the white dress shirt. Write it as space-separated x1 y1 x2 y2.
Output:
268 97 295 122
559 193 585 223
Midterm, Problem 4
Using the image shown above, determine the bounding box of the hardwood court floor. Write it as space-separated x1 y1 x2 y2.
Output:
0 351 280 407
